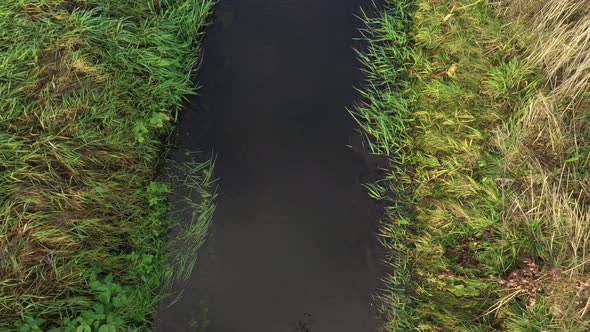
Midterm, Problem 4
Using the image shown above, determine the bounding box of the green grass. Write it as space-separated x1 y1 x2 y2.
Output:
354 2 415 330
0 0 214 330
357 0 590 330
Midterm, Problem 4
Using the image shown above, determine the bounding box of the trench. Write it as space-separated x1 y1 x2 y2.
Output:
155 0 380 331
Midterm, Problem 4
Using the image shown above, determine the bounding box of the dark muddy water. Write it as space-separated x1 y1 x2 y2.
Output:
155 0 380 331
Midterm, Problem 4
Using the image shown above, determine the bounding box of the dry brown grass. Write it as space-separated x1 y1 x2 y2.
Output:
496 172 590 329
491 0 590 329
502 0 590 95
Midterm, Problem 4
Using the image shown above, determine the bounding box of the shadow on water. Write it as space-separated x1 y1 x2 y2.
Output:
155 0 383 331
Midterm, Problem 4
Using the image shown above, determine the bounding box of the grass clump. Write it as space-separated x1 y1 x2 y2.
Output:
0 0 213 330
357 0 590 330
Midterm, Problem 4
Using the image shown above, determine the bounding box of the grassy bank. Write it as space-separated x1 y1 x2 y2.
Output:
357 0 590 330
0 0 213 330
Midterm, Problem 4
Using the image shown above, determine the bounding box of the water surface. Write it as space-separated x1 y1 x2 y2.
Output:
155 0 379 330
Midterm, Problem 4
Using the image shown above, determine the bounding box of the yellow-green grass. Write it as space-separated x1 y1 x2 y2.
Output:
356 0 590 330
0 0 213 330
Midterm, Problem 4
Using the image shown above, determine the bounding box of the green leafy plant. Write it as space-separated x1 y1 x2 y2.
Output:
14 273 127 332
14 317 45 332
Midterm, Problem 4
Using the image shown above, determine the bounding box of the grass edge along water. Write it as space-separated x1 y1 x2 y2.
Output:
355 0 590 330
0 0 216 330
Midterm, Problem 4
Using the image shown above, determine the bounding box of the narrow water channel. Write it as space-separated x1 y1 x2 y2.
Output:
156 0 378 330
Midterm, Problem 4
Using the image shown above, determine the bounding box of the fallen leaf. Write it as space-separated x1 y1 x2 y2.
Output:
447 63 459 77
